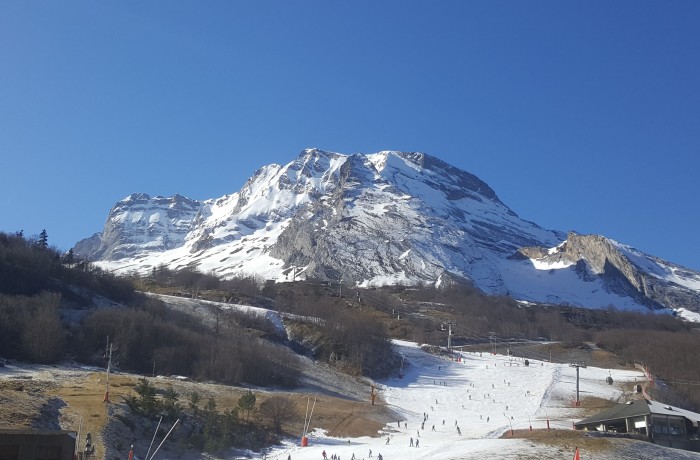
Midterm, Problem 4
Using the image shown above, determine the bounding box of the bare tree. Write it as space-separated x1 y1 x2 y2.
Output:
21 294 64 363
259 396 298 434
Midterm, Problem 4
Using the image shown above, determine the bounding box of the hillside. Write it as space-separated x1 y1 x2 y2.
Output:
3 231 700 459
2 341 699 460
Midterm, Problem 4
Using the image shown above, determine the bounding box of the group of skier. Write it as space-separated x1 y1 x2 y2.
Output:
321 448 383 460
305 354 534 460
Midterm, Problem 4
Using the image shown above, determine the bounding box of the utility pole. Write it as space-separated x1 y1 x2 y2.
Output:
441 322 455 350
104 342 113 402
570 363 587 406
75 416 83 460
447 322 454 350
489 335 498 355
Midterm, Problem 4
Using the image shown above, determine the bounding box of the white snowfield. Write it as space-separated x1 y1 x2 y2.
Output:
267 340 699 460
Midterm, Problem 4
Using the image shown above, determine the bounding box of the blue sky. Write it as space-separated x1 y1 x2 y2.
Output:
1 2 699 271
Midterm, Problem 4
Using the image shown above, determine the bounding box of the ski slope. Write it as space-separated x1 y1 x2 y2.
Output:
265 340 691 460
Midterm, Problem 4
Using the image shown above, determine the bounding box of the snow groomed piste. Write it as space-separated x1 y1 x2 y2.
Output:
268 340 644 460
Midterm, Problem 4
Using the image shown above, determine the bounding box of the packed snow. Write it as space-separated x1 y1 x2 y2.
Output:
263 340 658 460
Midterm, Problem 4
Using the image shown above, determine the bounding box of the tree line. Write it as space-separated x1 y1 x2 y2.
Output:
0 231 300 387
0 231 135 303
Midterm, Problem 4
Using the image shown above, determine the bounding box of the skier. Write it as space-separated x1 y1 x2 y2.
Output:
416 439 419 448
322 450 327 459
385 436 390 445
377 454 383 460
369 449 372 457
432 425 435 431
409 437 413 447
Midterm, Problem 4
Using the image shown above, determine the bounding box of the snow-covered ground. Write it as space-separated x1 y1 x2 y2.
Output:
264 340 689 460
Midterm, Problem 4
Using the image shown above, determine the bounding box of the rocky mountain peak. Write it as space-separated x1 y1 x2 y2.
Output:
74 149 700 318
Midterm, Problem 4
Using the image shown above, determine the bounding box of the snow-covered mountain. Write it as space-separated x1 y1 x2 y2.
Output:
74 149 700 317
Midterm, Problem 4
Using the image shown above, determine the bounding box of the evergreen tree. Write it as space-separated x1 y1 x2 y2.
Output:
237 390 256 422
38 229 48 248
132 377 159 416
189 391 202 415
162 384 180 419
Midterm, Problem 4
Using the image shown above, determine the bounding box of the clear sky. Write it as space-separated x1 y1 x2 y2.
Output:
1 2 699 271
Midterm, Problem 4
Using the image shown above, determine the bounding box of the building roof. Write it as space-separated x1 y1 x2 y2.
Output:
647 400 700 424
0 429 76 436
575 399 700 427
575 400 651 426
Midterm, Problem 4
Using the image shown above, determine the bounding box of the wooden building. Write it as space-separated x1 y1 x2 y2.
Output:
574 399 700 452
0 430 76 460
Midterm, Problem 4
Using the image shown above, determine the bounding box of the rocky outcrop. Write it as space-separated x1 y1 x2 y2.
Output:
79 193 202 260
72 232 102 260
520 232 700 312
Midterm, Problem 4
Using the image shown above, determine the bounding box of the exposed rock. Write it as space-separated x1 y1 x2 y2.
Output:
81 193 202 260
72 232 102 260
520 232 700 313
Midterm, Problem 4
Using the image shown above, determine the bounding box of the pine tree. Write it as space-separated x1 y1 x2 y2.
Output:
162 385 180 419
237 390 256 422
189 391 202 415
38 229 48 248
132 377 158 416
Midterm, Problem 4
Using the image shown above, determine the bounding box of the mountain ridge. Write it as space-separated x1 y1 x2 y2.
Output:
73 149 700 318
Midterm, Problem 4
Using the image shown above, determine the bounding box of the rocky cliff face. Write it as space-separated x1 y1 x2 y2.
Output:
74 149 700 316
75 193 202 261
515 232 700 312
